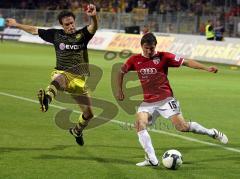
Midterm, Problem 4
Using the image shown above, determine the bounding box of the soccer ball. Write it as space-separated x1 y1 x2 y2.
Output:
162 149 183 169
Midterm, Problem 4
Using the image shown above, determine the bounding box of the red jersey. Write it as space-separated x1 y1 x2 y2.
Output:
122 52 184 103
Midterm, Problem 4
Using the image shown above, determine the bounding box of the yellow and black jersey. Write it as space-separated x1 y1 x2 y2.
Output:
38 26 94 76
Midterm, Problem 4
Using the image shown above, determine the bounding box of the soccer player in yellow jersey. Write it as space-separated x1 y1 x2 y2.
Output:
6 4 98 146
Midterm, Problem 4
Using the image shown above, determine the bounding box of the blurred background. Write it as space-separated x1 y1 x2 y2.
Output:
0 0 239 37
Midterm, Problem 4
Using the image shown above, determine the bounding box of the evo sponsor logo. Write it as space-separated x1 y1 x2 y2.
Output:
59 43 85 50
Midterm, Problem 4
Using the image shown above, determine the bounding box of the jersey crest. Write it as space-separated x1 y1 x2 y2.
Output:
76 33 83 40
153 57 161 65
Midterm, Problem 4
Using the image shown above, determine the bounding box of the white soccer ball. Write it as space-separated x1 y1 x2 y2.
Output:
162 149 183 169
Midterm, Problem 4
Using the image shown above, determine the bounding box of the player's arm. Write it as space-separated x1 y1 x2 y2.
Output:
6 18 38 35
116 56 135 100
86 4 98 34
116 66 127 101
183 59 218 73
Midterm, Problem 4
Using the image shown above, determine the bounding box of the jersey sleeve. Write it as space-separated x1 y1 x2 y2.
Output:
121 56 136 73
81 26 94 43
164 52 184 67
38 29 56 43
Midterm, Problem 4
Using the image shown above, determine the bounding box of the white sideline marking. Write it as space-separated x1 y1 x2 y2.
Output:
0 91 240 154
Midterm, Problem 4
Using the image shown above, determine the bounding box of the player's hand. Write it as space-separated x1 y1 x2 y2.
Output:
117 90 125 101
207 66 218 73
85 4 97 17
6 18 18 27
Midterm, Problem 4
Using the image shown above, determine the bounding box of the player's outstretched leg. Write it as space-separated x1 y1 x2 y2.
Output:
188 122 228 144
171 115 228 144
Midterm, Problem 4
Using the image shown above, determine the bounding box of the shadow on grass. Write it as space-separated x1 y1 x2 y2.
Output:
34 154 136 165
189 155 240 163
0 145 73 153
86 144 141 150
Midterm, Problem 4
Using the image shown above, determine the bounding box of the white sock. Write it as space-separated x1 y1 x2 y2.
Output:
138 129 158 164
188 122 214 136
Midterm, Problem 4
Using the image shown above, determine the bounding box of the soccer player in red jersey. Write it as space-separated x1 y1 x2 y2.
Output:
116 33 228 167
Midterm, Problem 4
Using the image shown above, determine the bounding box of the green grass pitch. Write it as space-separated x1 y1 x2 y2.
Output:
0 41 240 178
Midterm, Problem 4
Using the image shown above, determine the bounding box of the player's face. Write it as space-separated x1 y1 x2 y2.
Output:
61 16 76 34
141 43 156 58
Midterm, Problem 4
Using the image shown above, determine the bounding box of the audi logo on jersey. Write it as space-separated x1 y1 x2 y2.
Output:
140 68 157 75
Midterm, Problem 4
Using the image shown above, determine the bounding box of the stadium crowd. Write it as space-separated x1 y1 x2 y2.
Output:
0 0 239 37
0 0 239 16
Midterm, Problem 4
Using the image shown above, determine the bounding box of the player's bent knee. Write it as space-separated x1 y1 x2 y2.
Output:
171 114 189 132
52 74 67 89
135 112 148 131
177 127 188 132
136 119 147 131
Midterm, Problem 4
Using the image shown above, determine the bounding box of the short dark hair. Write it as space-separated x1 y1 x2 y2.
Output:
141 33 157 45
58 11 76 25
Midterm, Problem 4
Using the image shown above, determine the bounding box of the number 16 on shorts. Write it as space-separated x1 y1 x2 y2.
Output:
168 100 178 109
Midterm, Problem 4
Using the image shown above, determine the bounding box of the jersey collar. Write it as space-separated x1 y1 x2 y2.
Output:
141 51 157 59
